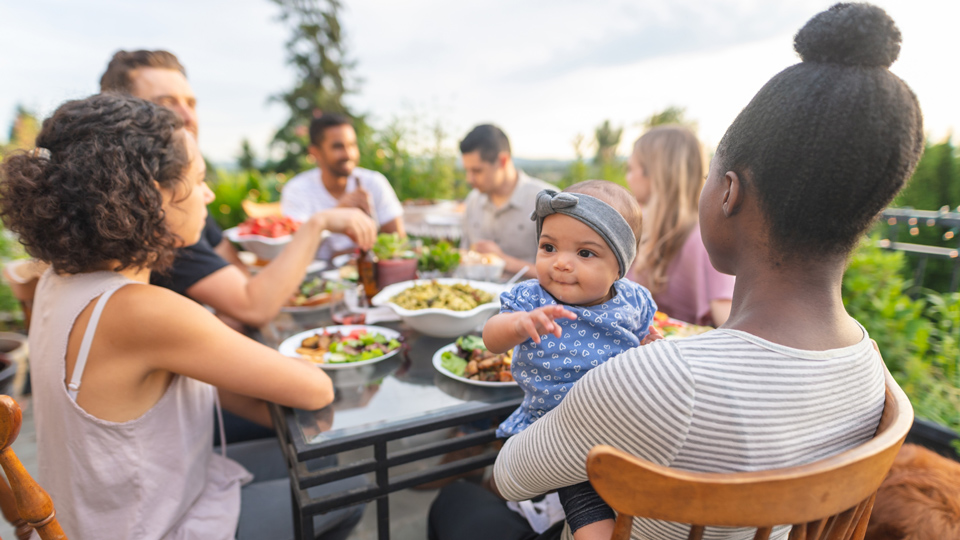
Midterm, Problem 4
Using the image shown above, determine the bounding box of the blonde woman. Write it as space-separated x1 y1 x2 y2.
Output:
626 125 734 326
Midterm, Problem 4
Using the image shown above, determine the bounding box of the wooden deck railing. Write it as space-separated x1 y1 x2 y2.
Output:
879 208 960 293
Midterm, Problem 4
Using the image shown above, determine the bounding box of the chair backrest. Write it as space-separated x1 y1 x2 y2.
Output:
0 396 66 540
0 474 34 540
587 365 914 540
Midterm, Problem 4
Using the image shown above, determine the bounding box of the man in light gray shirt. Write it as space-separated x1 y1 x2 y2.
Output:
459 125 553 279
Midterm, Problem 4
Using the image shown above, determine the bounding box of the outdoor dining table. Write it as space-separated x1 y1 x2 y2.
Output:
262 309 523 540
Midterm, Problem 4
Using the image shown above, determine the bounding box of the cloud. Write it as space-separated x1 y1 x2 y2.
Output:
504 1 820 82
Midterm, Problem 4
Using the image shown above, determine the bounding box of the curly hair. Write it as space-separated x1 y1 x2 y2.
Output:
0 93 189 274
715 2 924 259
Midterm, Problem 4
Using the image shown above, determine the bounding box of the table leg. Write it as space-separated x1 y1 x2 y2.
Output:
375 441 390 540
291 481 302 540
292 480 316 540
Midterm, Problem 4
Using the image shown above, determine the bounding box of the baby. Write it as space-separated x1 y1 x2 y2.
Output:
483 180 658 540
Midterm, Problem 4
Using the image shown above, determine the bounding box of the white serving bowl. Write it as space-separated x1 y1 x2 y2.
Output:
224 227 292 260
370 278 506 338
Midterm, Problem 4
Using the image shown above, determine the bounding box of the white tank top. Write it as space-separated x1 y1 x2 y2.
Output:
30 270 251 540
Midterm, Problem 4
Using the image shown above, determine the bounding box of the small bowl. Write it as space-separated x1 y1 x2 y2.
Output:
224 227 292 260
456 251 507 282
370 278 506 338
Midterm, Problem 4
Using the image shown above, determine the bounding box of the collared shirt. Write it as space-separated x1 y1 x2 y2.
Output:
460 171 554 264
280 167 403 260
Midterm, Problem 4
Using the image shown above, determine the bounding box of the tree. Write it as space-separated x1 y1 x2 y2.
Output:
895 139 960 211
593 120 622 166
559 134 589 189
1 106 39 156
237 138 258 171
642 106 697 132
268 0 357 173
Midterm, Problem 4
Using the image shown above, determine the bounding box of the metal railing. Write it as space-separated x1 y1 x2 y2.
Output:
880 207 960 293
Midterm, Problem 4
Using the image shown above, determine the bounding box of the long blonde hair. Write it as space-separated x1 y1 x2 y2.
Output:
632 125 705 293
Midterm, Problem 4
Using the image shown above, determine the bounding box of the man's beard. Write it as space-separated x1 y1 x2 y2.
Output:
330 159 355 177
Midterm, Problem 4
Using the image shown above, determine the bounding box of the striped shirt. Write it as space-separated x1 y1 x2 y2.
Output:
493 328 885 540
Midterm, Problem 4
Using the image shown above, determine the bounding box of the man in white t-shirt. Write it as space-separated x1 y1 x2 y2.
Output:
282 114 405 260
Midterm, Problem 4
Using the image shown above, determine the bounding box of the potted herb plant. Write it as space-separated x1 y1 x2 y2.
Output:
418 241 460 279
373 233 418 289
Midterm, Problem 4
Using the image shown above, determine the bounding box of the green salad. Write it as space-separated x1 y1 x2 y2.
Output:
440 335 484 376
439 335 513 383
298 328 402 364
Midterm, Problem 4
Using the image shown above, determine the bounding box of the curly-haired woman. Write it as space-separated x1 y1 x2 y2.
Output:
0 94 361 539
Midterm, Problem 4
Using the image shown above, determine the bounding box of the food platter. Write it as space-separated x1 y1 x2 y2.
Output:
370 278 505 338
279 325 402 369
280 276 345 314
432 343 517 388
651 311 714 340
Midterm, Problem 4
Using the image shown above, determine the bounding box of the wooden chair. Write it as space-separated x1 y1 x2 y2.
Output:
0 475 32 540
587 365 914 540
0 396 65 540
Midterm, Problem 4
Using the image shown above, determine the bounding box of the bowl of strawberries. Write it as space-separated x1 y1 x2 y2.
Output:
224 215 300 260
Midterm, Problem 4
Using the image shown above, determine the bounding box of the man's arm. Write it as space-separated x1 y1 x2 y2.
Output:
187 208 376 327
379 216 405 237
213 238 252 276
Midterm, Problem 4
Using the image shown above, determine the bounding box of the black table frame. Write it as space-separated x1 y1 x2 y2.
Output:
270 395 522 540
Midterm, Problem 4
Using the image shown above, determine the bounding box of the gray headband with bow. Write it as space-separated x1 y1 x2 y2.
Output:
530 189 637 278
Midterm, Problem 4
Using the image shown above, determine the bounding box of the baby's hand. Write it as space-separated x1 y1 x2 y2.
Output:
515 305 577 344
640 325 664 345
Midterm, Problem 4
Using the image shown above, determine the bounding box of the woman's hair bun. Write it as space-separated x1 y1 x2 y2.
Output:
794 2 901 68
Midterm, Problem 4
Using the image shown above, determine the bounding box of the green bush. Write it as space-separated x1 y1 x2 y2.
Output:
842 242 932 375
357 118 468 202
843 240 960 437
0 223 27 330
206 169 282 230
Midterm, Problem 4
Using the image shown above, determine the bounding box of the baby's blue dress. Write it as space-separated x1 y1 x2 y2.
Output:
496 279 656 438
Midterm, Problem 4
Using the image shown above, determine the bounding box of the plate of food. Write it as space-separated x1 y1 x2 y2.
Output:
281 276 346 313
651 311 713 340
321 264 358 283
432 335 516 387
371 279 505 338
279 325 402 369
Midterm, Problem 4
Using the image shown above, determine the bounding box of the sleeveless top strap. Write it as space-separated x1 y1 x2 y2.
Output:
213 390 227 457
67 286 124 402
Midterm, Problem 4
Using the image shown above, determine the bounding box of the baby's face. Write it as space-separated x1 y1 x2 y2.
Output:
536 214 620 306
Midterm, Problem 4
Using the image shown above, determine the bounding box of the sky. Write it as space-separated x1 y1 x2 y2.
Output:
1 0 957 165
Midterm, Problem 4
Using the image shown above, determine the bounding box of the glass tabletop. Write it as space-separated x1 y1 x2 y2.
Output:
262 308 523 446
